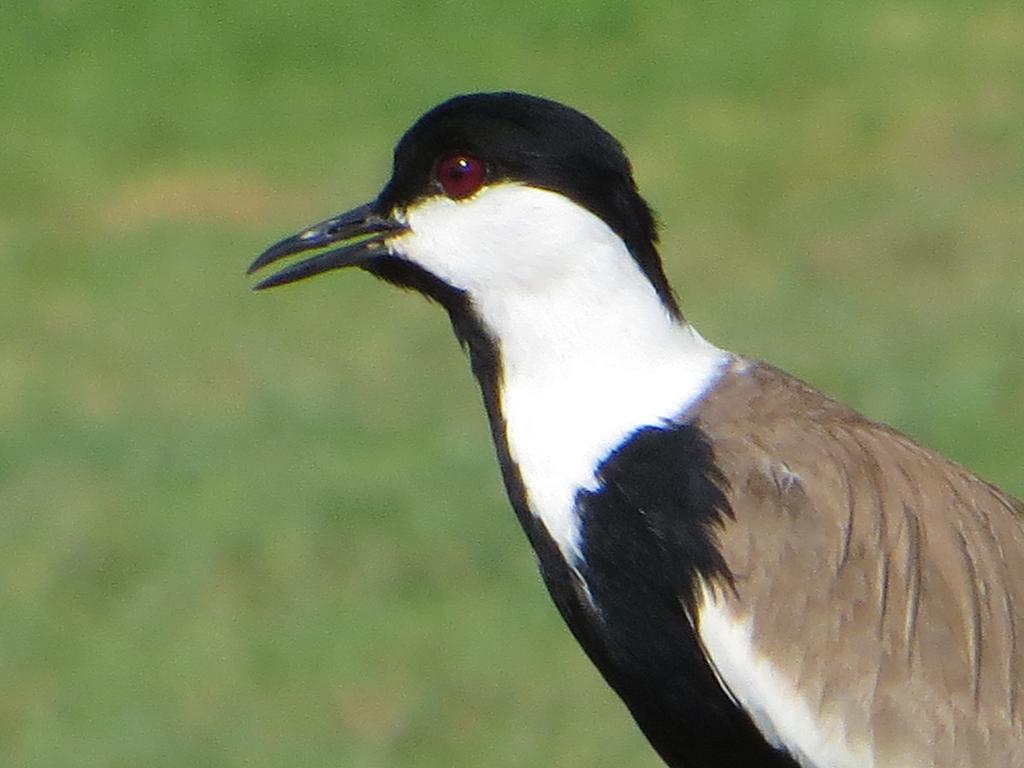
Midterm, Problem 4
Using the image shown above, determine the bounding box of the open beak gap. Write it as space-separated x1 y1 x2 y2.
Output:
248 202 408 289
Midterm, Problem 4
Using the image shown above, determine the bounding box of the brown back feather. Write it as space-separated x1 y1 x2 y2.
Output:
695 360 1024 764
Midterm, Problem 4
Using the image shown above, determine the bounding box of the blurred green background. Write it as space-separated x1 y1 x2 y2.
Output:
2 2 1022 766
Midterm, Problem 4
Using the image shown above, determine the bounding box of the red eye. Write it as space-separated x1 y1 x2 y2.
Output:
436 154 486 199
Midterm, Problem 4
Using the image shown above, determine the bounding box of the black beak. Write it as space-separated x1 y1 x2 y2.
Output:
247 202 408 290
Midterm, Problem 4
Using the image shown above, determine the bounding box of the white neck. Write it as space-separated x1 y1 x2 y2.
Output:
392 184 730 563
484 270 727 564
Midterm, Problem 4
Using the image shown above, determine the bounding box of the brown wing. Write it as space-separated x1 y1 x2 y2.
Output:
695 359 1024 766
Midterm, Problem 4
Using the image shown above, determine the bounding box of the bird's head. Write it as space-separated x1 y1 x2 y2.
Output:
249 92 681 325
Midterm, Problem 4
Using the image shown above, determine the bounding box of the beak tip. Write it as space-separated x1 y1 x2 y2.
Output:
247 242 292 276
251 275 279 291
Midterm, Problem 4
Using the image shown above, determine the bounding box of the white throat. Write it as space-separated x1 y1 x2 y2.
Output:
391 184 730 563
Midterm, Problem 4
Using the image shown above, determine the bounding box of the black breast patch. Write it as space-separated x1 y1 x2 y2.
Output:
562 423 799 768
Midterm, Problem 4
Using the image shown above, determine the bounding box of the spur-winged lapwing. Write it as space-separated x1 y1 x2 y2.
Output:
249 92 1024 767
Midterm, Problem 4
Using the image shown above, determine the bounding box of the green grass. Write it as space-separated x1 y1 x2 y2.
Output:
2 1 1023 765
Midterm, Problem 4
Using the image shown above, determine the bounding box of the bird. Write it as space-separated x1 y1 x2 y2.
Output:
248 91 1024 767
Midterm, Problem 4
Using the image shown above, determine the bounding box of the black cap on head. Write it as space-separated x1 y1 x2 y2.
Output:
379 92 679 317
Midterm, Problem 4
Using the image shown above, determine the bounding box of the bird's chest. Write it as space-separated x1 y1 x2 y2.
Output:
503 419 799 768
497 356 723 566
496 365 723 665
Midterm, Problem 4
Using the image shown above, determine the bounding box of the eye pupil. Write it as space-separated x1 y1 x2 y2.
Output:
437 154 486 199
